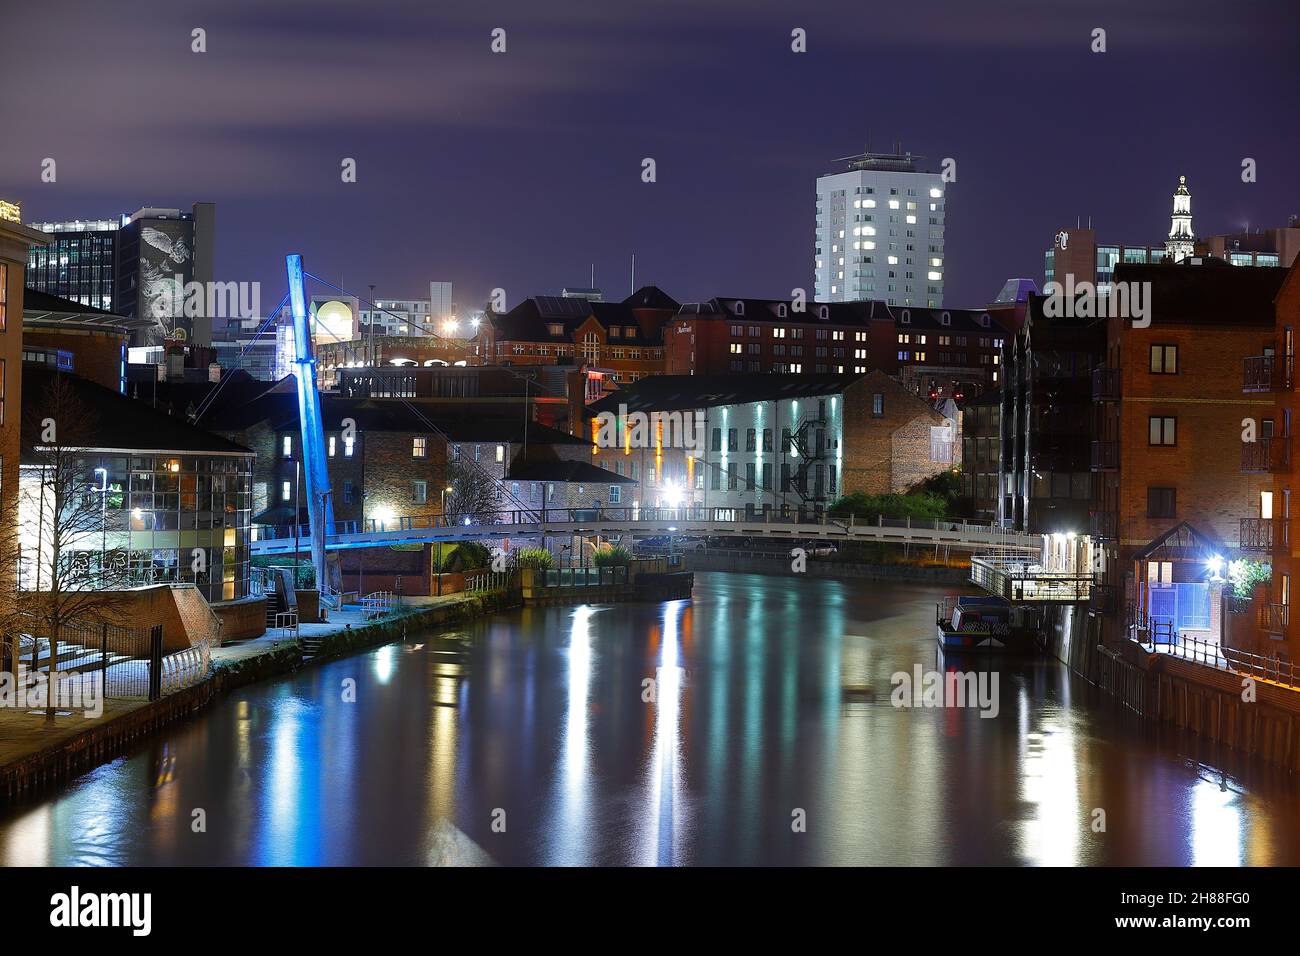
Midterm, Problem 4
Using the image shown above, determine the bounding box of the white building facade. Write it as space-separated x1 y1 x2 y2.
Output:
815 150 946 307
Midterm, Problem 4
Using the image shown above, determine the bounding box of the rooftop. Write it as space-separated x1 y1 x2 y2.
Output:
588 373 865 413
22 368 252 459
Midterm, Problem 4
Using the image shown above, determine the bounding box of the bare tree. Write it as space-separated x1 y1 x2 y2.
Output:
21 375 130 720
444 460 503 524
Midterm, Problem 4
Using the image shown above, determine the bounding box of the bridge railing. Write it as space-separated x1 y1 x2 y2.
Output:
252 507 1019 543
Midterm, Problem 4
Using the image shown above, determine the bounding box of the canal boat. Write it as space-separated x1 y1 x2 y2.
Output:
935 595 1014 652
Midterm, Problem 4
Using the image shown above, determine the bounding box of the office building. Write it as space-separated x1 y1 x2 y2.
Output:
26 217 119 311
115 203 216 347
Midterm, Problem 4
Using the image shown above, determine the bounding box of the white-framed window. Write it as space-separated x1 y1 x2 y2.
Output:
282 435 292 458
496 444 505 462
281 480 291 502
609 484 622 503
412 436 428 458
328 435 336 457
343 436 355 457
413 480 428 504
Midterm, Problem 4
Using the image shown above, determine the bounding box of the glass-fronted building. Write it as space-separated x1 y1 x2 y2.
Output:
19 367 254 603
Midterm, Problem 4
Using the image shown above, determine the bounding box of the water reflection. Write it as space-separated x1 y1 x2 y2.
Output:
2 573 1300 866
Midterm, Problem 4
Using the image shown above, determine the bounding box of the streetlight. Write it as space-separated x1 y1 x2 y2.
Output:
92 467 108 587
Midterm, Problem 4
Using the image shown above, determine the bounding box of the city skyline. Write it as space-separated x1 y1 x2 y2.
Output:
1 0 1296 311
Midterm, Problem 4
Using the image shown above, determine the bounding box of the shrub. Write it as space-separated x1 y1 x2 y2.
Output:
513 547 555 570
592 544 632 567
827 490 949 521
434 541 492 573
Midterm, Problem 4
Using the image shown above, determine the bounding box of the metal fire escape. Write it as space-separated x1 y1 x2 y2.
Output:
783 410 828 503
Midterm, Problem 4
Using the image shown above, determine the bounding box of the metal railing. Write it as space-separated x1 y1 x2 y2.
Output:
464 569 515 593
15 617 212 701
1239 517 1276 552
1138 629 1300 692
1091 366 1121 402
274 610 299 639
361 591 398 617
1089 508 1118 540
1242 435 1291 473
1243 354 1294 392
969 555 1092 602
252 506 1018 542
1090 440 1119 471
1259 602 1289 632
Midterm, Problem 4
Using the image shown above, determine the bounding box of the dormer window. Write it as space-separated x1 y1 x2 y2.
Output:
818 305 829 320
980 313 990 327
735 301 745 316
777 304 787 318
901 310 911 324
941 312 951 326
609 326 620 338
547 323 564 336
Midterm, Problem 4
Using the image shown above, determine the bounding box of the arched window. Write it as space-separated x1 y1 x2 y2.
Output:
735 301 746 316
818 305 829 320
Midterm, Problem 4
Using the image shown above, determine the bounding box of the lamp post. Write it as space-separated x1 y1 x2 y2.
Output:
93 467 108 588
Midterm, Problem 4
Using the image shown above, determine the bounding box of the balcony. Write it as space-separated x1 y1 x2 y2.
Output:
1240 517 1280 552
1091 366 1121 402
970 555 1092 603
1259 602 1289 633
1243 354 1294 393
1090 440 1119 471
1089 509 1118 540
1241 435 1291 473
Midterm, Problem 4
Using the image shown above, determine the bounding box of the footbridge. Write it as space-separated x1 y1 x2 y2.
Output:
249 507 1043 556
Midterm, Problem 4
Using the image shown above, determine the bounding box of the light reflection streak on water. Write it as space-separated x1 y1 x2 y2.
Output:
1191 776 1243 866
644 599 686 866
1019 687 1081 865
544 605 593 865
258 693 319 865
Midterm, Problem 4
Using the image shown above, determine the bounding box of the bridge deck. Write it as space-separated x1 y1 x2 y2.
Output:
249 509 1041 555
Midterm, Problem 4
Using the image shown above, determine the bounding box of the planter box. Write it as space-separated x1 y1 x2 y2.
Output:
296 589 321 623
434 572 465 595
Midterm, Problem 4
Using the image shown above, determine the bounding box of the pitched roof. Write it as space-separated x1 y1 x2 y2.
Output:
1110 261 1288 327
623 286 679 310
588 373 865 413
508 460 636 484
1131 521 1227 562
21 367 253 459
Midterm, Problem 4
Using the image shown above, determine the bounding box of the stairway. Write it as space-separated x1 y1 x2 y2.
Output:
299 632 324 661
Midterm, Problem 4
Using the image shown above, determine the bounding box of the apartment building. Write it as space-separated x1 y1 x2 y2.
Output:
1089 261 1289 646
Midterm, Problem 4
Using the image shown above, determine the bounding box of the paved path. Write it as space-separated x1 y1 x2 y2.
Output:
1 592 486 776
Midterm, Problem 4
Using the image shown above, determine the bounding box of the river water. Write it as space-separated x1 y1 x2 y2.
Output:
3 571 1299 866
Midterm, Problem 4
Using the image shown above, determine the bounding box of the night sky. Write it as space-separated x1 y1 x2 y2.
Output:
3 0 1297 314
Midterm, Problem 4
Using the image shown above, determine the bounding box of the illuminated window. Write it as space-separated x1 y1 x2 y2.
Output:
282 435 292 458
281 480 291 502
344 436 355 457
328 435 336 457
412 436 428 458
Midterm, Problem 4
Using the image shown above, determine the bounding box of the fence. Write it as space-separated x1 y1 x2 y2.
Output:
361 591 398 618
14 616 212 702
1139 628 1300 693
464 569 515 594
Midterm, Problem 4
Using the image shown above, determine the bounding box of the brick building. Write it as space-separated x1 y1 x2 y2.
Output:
21 288 152 393
665 296 1006 401
474 288 676 390
1088 261 1289 648
1247 259 1300 659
